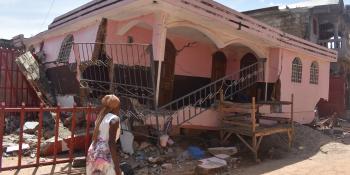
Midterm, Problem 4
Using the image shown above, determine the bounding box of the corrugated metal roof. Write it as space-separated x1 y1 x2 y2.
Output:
279 0 341 9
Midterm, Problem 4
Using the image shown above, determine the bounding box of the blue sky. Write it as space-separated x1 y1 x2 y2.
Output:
0 0 349 39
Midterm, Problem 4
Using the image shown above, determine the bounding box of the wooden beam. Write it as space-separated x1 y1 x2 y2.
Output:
236 133 255 153
252 97 256 133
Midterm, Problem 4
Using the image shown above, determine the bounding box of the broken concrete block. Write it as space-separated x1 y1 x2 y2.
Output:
24 121 39 134
214 154 231 161
6 143 30 153
196 157 227 175
148 156 164 164
208 147 238 156
40 134 86 156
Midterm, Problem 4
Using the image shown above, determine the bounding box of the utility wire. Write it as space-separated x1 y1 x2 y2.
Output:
40 0 55 31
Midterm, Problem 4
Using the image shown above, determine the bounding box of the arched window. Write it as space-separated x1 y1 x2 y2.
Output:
57 34 74 63
310 61 319 84
291 57 302 83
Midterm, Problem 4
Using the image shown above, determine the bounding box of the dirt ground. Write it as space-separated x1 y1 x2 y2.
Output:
2 124 350 175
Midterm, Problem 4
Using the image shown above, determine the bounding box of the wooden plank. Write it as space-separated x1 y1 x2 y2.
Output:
255 128 291 137
256 101 292 105
252 97 256 133
221 106 256 113
258 116 290 122
222 120 252 128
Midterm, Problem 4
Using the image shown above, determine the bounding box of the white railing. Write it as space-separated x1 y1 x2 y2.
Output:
318 38 347 58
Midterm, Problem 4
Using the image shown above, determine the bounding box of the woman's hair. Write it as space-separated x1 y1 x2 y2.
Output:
92 94 120 143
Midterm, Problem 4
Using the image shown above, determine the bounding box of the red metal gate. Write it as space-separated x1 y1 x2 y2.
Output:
0 47 39 107
317 75 346 117
0 104 97 171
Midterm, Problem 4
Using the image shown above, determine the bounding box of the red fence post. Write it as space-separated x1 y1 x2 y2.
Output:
54 104 61 164
85 104 92 156
36 103 44 166
69 104 77 161
18 102 25 168
0 102 5 171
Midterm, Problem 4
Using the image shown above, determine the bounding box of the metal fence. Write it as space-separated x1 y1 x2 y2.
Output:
0 103 97 171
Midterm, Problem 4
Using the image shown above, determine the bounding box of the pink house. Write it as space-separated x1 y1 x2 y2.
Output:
26 0 337 131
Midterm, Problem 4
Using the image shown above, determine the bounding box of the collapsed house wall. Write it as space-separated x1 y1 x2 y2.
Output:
0 48 39 107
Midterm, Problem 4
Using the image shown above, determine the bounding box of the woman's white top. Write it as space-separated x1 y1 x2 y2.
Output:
98 113 121 141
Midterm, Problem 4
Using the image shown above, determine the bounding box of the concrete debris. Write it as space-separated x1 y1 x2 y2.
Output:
6 143 30 153
5 115 20 134
23 121 39 134
161 163 173 169
138 141 152 150
176 150 191 162
15 51 56 106
208 147 238 156
214 154 231 160
148 156 165 164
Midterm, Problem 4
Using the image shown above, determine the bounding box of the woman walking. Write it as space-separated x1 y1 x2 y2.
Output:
87 94 122 175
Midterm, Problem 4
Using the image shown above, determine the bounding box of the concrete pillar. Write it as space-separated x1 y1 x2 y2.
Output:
152 12 168 107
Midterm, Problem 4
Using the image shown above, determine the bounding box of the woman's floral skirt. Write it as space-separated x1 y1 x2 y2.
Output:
86 139 116 175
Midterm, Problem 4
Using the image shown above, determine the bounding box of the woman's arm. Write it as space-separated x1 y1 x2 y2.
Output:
109 119 121 175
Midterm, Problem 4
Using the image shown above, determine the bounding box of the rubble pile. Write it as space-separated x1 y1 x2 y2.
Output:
115 133 241 175
314 113 350 140
2 111 88 159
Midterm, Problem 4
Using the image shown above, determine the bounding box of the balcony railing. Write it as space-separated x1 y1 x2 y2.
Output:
319 38 347 58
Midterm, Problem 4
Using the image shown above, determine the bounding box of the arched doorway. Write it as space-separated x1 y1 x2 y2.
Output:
211 51 227 81
157 39 177 106
240 53 258 99
240 53 258 69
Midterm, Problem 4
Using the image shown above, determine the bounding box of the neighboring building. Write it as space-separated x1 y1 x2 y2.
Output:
244 0 350 116
25 0 336 130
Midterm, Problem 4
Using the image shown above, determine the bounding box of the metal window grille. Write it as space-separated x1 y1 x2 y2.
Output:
291 58 302 83
310 61 319 84
57 34 74 63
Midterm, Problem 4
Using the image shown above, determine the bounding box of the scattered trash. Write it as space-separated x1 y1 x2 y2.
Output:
120 131 135 155
187 146 205 160
159 134 169 147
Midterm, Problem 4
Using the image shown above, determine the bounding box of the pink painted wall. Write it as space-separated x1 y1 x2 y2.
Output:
169 36 216 78
267 48 281 82
279 49 330 124
38 22 100 67
105 19 153 66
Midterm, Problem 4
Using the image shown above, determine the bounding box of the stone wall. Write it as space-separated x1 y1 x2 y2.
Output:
244 8 311 40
